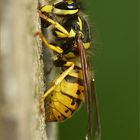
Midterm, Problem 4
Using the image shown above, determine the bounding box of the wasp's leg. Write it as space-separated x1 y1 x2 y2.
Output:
39 62 74 111
35 32 63 54
38 10 75 38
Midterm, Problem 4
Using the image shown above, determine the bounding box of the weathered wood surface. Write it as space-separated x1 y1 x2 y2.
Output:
0 0 57 140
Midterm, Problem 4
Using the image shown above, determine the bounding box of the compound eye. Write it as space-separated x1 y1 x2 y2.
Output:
55 1 78 10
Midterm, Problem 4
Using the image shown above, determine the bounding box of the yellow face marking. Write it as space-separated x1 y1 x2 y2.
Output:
66 0 73 4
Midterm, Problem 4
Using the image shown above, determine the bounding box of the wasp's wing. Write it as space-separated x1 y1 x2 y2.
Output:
90 78 101 140
77 38 101 140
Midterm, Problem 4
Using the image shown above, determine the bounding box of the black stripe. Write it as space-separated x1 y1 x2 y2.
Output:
55 1 78 10
65 75 83 86
53 108 67 121
61 91 82 105
74 65 82 70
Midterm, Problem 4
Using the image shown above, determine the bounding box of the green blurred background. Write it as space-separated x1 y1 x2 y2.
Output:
58 0 139 140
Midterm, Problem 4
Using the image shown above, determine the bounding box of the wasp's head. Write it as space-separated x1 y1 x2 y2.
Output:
53 0 80 16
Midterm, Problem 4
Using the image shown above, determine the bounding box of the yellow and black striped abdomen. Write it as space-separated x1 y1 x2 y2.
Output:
45 67 84 122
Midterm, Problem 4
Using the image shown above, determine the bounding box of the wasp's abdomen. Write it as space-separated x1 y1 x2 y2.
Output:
45 67 84 122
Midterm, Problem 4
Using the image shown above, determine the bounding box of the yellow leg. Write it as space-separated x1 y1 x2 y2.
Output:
35 32 63 54
39 62 74 111
38 10 69 37
38 10 76 38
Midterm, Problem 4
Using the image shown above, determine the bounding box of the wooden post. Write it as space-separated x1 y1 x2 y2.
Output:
0 0 57 140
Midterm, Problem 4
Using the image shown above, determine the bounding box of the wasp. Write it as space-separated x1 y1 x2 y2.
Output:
35 0 101 139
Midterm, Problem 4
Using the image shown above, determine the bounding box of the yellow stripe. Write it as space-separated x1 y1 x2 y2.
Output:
68 29 76 37
69 69 83 79
41 5 53 13
65 52 76 58
67 0 73 4
55 31 68 38
52 108 64 121
83 42 90 49
53 101 72 117
61 79 84 100
55 92 78 110
53 8 78 15
77 16 82 30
